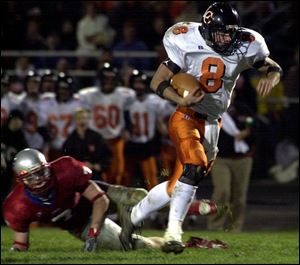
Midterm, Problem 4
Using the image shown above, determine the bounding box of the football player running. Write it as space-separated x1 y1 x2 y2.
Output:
3 148 156 252
119 2 282 254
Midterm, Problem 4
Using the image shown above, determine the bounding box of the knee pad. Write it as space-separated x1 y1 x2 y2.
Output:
179 164 207 186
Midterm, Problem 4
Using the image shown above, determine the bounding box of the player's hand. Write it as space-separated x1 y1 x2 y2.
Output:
82 237 97 252
180 88 205 107
256 72 280 97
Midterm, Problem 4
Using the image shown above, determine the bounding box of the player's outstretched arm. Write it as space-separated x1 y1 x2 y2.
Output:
10 232 29 252
81 180 110 252
255 57 282 97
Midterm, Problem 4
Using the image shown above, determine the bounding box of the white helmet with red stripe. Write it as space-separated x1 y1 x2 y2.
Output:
13 148 52 195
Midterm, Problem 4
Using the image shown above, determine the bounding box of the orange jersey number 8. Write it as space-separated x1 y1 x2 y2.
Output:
200 57 225 93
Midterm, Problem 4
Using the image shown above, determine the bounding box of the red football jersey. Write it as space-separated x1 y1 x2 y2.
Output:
3 156 93 232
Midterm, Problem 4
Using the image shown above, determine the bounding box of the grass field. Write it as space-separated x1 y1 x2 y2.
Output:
1 226 299 264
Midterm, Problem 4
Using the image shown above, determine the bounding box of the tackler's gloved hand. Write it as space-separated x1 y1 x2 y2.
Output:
82 228 100 252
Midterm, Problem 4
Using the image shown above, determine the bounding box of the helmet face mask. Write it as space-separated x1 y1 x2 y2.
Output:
129 69 148 97
99 62 119 93
21 166 51 195
56 73 73 102
13 149 52 196
201 2 242 56
41 70 57 93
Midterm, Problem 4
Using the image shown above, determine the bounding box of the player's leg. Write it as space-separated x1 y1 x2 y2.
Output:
140 156 159 190
230 157 253 232
94 180 148 207
118 153 183 250
118 180 171 250
105 137 125 185
162 109 220 254
80 218 162 250
206 158 231 230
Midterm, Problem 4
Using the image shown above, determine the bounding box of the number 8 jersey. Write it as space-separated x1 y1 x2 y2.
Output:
163 22 270 120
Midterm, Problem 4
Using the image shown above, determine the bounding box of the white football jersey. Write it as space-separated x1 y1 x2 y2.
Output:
164 22 270 119
40 97 83 150
1 92 27 124
23 96 48 150
128 94 165 143
78 86 135 139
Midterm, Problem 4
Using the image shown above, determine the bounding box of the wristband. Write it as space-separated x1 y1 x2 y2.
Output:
162 59 181 74
13 240 29 249
156 80 170 98
90 192 104 203
88 228 100 238
267 66 283 78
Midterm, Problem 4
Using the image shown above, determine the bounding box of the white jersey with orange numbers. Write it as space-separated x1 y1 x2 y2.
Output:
78 86 135 140
40 97 83 150
128 93 165 143
164 22 270 120
23 97 48 150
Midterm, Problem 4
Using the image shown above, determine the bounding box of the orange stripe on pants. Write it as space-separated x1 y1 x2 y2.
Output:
140 156 159 190
124 156 159 190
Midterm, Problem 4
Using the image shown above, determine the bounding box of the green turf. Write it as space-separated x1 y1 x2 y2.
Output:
1 226 299 264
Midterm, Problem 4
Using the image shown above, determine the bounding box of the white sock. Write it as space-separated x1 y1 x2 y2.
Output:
131 181 170 226
166 181 197 237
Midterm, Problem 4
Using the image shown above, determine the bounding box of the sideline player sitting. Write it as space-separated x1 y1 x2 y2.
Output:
3 148 157 252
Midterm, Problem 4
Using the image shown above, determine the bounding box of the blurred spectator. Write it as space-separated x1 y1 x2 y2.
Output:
1 77 26 126
109 1 153 43
1 70 10 98
62 108 112 180
56 58 70 75
1 110 28 188
15 57 35 79
76 2 116 51
22 19 45 50
146 14 171 51
113 21 151 70
1 110 28 153
207 93 255 232
44 31 63 68
268 46 299 184
282 46 299 146
60 19 77 50
73 57 97 90
174 2 201 23
40 69 57 95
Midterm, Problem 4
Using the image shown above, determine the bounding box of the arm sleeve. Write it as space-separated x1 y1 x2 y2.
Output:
163 24 185 69
71 158 93 193
244 31 270 68
3 203 30 233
